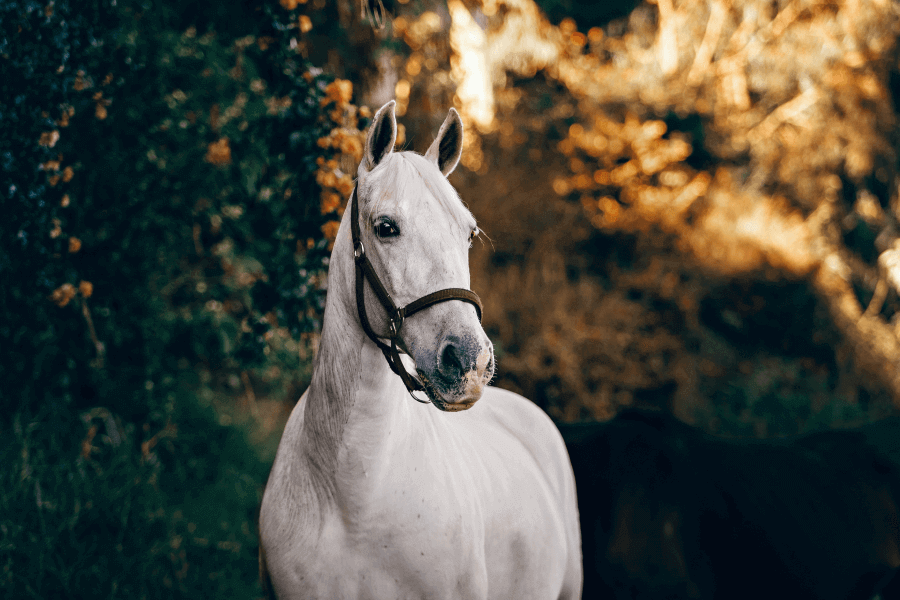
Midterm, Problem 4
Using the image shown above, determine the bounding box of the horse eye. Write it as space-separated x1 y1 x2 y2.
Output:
468 227 479 247
375 220 399 238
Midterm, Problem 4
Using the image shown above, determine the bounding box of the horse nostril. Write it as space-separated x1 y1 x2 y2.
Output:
438 335 484 380
441 342 461 372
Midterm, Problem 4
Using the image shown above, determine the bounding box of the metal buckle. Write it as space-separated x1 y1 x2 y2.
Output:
353 241 365 261
388 311 404 336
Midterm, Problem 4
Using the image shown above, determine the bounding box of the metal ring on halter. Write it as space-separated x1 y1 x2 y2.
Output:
354 241 365 261
409 390 431 404
388 312 403 337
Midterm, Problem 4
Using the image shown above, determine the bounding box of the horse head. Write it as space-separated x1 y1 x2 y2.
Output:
352 100 494 411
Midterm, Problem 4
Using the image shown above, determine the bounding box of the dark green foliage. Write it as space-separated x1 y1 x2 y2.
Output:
1 394 270 597
2 0 341 416
1 0 355 595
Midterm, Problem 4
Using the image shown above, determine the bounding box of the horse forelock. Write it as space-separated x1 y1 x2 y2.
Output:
358 152 474 234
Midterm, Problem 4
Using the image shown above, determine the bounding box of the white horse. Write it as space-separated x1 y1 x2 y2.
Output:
259 101 582 600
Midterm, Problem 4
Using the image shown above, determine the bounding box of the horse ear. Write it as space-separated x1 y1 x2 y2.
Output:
425 108 463 177
361 100 397 174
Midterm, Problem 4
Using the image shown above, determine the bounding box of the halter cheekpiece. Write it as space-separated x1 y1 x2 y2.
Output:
349 185 483 403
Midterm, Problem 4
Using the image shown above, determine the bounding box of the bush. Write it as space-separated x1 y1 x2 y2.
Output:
1 0 366 595
1 395 270 597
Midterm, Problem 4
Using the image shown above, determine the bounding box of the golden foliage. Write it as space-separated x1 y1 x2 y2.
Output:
264 96 292 115
320 220 340 243
50 283 76 307
72 71 89 91
395 0 900 415
321 79 354 107
312 80 368 234
47 279 94 306
38 130 60 147
205 138 232 165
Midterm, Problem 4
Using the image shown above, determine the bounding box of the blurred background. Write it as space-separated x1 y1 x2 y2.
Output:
3 0 900 596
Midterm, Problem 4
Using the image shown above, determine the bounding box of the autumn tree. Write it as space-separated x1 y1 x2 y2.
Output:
390 0 900 432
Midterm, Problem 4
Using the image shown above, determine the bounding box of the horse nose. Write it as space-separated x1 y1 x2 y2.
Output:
437 334 481 381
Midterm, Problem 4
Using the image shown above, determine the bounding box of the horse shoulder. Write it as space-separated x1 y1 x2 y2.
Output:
472 387 579 531
475 387 582 598
479 387 574 489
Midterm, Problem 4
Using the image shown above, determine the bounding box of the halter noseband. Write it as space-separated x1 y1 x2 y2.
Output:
349 185 483 403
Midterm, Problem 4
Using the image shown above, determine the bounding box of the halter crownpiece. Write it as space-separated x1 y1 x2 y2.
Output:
349 185 483 403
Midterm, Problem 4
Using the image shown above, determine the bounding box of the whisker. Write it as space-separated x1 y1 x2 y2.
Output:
476 229 495 252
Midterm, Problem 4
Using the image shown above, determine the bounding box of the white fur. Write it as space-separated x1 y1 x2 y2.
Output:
259 104 582 599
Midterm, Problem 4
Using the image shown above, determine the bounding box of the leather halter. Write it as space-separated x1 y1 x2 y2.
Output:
349 185 483 403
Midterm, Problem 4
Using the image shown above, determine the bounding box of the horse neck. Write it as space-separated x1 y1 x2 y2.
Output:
299 224 414 506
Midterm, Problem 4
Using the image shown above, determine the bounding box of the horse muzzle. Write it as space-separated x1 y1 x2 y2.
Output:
419 334 494 411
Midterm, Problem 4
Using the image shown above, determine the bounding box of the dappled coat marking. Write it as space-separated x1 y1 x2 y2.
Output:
258 101 581 599
561 410 900 600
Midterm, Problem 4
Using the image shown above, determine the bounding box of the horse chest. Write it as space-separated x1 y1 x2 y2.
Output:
271 499 488 600
265 438 562 600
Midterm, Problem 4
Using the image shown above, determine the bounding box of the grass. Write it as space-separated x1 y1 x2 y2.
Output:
0 380 283 599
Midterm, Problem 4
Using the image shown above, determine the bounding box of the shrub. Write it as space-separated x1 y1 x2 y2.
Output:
1 0 366 595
